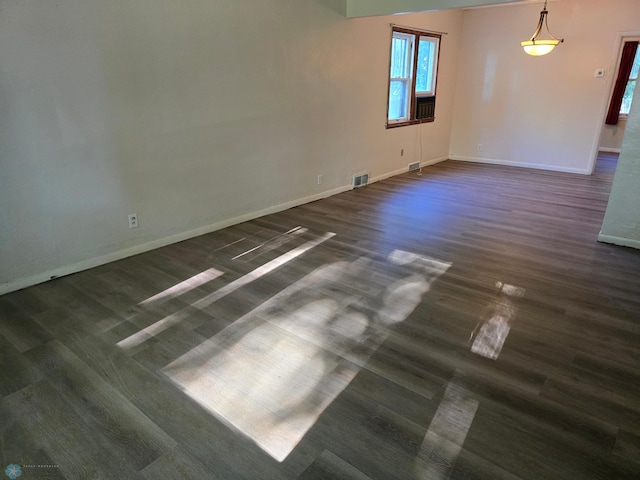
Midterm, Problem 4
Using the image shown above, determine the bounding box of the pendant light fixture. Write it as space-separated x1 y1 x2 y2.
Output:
521 0 563 56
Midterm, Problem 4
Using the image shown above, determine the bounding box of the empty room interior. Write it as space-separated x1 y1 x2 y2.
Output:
2 0 640 478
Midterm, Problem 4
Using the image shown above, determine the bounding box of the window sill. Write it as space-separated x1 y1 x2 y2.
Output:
386 117 435 129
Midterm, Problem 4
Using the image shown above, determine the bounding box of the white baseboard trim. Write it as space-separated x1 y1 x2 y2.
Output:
449 155 591 175
597 233 640 250
422 155 449 168
0 184 352 296
370 155 448 184
598 147 622 154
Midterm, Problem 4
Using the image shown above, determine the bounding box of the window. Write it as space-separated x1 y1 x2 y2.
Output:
387 27 440 128
606 40 639 125
621 47 640 115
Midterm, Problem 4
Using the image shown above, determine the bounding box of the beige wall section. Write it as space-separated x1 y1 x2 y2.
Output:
0 0 463 293
450 0 640 174
599 77 640 249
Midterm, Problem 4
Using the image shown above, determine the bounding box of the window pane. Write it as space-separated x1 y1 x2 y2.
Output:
388 80 409 120
630 49 640 79
390 36 410 78
416 39 435 93
621 79 636 115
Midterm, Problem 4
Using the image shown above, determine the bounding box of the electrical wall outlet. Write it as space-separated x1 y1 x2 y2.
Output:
317 175 322 185
128 213 139 229
477 144 483 153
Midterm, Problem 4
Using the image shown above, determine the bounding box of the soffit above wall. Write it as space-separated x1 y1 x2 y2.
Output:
345 0 529 18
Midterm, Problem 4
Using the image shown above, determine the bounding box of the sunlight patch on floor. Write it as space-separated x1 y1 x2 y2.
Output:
139 268 224 306
415 375 479 479
415 281 524 477
163 250 450 461
118 232 335 350
470 282 525 361
232 226 308 261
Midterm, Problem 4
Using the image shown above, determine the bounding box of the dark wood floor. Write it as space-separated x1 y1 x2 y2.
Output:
2 153 640 479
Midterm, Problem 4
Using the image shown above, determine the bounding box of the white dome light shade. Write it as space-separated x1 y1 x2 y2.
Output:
521 39 561 56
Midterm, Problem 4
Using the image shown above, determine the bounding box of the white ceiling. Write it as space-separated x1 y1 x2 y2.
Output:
344 0 544 17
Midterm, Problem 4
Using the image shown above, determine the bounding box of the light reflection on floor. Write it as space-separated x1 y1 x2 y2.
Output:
139 267 224 306
415 282 526 480
163 249 450 462
232 226 308 261
415 281 525 477
470 282 525 360
415 373 479 480
118 232 335 350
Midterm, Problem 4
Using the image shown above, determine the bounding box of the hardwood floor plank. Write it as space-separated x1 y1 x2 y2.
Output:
448 447 525 480
24 341 177 471
0 298 54 353
63 332 168 402
540 375 640 435
0 440 67 480
297 450 374 480
0 333 42 397
1 381 131 479
135 445 221 479
464 400 638 480
131 382 295 480
298 384 422 480
27 279 125 334
614 429 640 464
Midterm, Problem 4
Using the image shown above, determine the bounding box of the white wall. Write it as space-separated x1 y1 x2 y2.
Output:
0 0 463 293
599 77 640 248
450 0 640 174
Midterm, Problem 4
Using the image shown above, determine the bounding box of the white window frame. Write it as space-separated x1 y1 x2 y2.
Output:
415 36 439 97
388 32 415 124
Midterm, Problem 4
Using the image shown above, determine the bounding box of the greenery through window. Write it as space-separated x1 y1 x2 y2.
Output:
621 47 640 115
387 27 440 128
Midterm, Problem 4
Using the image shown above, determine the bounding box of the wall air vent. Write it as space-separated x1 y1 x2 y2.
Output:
408 162 420 172
352 173 369 188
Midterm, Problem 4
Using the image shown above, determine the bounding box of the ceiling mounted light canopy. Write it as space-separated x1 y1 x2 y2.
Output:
521 0 563 56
